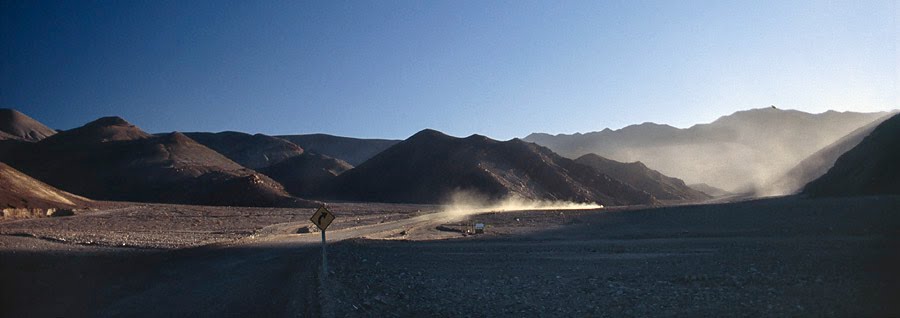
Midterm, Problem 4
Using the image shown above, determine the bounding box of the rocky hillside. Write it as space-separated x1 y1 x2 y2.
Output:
325 129 655 205
183 131 305 169
761 113 896 195
260 152 353 197
803 114 900 197
277 133 399 166
1 116 317 207
574 154 709 201
525 108 890 192
0 108 56 141
0 162 91 210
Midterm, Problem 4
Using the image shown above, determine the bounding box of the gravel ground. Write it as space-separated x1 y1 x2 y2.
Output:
321 196 900 317
0 196 897 317
0 202 435 248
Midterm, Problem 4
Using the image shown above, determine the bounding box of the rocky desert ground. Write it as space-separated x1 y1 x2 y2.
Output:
1 195 897 317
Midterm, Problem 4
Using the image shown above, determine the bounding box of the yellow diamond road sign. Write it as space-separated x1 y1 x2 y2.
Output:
310 206 335 231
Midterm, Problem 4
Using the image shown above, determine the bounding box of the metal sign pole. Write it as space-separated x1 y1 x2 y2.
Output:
321 229 327 278
310 205 334 281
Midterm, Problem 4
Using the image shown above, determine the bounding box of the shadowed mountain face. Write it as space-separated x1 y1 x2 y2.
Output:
325 129 655 206
574 154 709 201
277 134 399 166
687 183 732 198
183 132 305 169
0 108 56 141
1 117 317 208
0 162 91 209
260 152 353 197
761 113 897 196
525 108 890 192
803 114 900 197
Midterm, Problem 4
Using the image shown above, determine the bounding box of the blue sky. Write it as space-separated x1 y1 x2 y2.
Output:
1 0 896 140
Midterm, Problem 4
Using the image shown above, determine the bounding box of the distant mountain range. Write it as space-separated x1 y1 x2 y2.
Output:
277 134 399 166
182 132 305 169
803 113 900 197
760 113 897 196
260 152 353 197
574 154 709 201
525 108 892 192
0 116 317 208
181 131 354 198
2 107 895 208
323 129 656 206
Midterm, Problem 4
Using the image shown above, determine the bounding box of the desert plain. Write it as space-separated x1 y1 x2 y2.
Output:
2 195 898 317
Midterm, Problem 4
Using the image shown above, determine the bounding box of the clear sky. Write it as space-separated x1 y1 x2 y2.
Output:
1 0 897 140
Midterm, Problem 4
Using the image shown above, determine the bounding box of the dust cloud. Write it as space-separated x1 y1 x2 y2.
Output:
433 190 602 222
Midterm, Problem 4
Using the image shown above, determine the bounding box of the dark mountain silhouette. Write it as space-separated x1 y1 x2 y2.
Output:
687 183 732 198
1 116 317 208
183 131 305 169
260 152 353 197
803 114 900 197
277 134 399 166
324 129 655 206
761 113 897 195
525 108 891 192
0 162 92 209
0 108 57 141
574 154 709 201
40 116 152 144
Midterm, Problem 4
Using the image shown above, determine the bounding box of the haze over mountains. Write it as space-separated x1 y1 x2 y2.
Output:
574 154 709 201
803 113 900 197
525 108 892 192
761 113 897 196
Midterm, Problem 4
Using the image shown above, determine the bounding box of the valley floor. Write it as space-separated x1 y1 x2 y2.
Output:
1 196 898 317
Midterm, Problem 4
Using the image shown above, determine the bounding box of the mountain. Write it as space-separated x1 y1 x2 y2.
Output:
277 134 399 166
574 154 709 201
1 116 316 208
525 108 891 192
323 129 655 206
0 162 91 210
761 113 897 196
688 183 732 198
260 152 353 197
0 108 56 141
183 131 305 169
0 131 17 140
803 114 900 197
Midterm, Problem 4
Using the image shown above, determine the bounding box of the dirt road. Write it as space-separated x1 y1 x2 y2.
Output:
2 196 898 317
0 207 455 317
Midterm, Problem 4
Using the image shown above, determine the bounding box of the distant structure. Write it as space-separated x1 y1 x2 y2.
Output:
771 105 777 109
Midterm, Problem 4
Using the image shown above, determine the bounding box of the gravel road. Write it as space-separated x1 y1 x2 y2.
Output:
1 196 897 317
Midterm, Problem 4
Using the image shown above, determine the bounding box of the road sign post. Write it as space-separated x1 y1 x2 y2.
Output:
321 228 327 276
310 205 335 279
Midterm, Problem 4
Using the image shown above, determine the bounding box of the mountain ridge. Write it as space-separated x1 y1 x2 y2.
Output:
323 129 656 206
524 107 893 192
